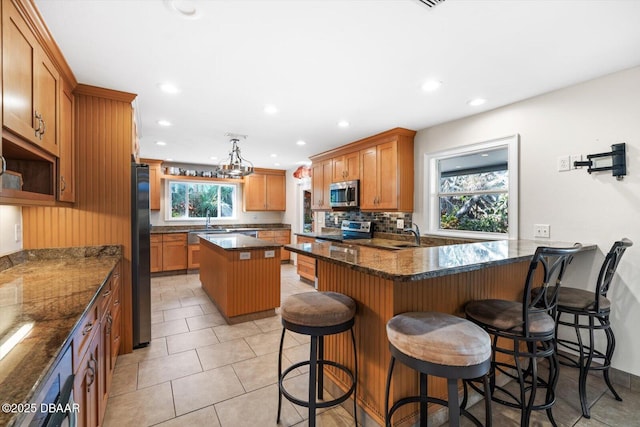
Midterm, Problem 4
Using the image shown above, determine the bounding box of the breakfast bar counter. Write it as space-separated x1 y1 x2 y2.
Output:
285 239 594 426
198 234 282 324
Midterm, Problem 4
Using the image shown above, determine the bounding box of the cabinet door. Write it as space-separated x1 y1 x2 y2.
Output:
99 308 111 422
162 234 188 271
359 147 378 210
2 0 38 142
311 160 332 210
34 50 59 156
265 174 285 210
332 152 359 182
243 173 266 211
74 332 100 427
150 235 163 273
58 78 75 202
149 164 160 210
188 244 200 269
376 140 398 209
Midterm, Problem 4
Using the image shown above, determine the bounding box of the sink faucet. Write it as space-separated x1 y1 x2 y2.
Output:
403 224 420 246
205 209 211 229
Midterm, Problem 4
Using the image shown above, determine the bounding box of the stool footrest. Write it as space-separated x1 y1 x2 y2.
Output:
279 359 356 409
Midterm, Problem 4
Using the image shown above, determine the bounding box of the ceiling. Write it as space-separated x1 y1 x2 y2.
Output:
34 0 640 171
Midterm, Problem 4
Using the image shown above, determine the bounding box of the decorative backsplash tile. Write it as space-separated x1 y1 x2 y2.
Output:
323 212 413 234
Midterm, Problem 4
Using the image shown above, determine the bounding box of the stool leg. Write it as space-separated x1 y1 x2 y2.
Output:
577 314 590 418
318 335 324 400
276 328 286 423
420 372 428 427
384 356 396 427
602 316 622 401
351 327 358 426
447 378 460 427
483 374 492 427
309 335 318 427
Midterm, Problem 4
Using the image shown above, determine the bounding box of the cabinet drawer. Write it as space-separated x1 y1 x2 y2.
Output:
98 278 113 318
297 259 316 281
273 230 290 238
257 230 275 238
297 236 316 244
72 302 99 372
150 234 163 243
163 233 187 242
111 277 122 314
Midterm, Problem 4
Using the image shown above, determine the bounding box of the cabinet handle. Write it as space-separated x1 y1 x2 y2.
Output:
40 118 46 138
0 156 6 176
60 176 67 192
107 313 113 335
82 322 94 336
34 111 42 136
103 290 112 298
86 357 96 388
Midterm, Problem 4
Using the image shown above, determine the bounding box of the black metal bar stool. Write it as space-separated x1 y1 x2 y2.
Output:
465 244 582 427
555 238 632 418
384 312 493 427
277 291 358 427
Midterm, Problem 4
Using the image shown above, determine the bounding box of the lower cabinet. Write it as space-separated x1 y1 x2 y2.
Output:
162 233 188 271
72 261 121 427
188 243 200 269
296 235 316 282
150 234 163 273
257 230 290 262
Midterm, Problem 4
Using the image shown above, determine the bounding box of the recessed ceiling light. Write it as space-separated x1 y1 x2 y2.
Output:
157 119 172 126
481 153 489 157
455 165 462 169
296 140 306 146
338 120 350 128
467 98 486 107
166 158 174 161
270 154 277 158
158 83 180 94
163 0 200 19
264 104 278 114
421 80 442 92
274 162 281 166
210 156 218 160
156 141 167 146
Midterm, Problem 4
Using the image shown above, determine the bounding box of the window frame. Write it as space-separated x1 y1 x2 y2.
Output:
165 179 238 221
424 134 519 240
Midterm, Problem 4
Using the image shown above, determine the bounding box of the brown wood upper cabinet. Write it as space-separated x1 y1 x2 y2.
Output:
311 159 332 210
141 158 162 210
243 168 286 211
332 151 359 182
57 77 75 202
2 0 59 156
310 128 415 212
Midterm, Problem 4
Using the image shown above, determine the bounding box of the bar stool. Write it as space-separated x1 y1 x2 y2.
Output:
277 291 357 427
384 312 493 427
555 238 632 418
465 244 582 427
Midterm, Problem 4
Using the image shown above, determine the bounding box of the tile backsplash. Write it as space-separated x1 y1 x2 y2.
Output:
324 211 412 234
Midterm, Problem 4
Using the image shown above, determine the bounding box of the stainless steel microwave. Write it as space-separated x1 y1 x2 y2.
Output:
330 180 359 208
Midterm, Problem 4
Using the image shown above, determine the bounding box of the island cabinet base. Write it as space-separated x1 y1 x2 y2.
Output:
315 259 530 426
199 241 281 324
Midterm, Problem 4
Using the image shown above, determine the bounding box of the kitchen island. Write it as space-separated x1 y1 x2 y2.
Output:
285 239 593 426
199 234 283 324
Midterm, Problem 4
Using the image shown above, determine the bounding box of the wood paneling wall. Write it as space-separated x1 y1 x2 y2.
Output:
22 84 136 354
317 259 530 426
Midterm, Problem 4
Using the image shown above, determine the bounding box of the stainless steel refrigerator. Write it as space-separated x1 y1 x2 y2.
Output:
131 163 151 348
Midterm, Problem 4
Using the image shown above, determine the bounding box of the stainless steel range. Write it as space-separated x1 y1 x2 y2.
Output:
314 220 373 243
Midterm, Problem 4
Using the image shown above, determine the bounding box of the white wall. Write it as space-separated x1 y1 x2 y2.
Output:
413 66 640 375
0 205 22 256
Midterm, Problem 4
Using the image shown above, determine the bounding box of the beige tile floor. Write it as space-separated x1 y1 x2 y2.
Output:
104 264 640 427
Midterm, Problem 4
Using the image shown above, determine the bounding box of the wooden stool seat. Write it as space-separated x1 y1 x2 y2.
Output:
280 291 356 328
386 312 491 367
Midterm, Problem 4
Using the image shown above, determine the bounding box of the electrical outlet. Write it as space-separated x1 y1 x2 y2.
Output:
396 219 404 229
334 216 339 225
15 224 22 242
571 154 583 169
534 224 550 238
239 252 251 260
557 156 571 172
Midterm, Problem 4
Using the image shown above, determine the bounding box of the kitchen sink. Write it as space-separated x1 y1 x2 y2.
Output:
188 229 230 244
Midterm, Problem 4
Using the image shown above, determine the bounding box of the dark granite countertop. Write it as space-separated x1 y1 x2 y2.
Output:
199 233 284 251
151 224 291 234
285 239 594 282
0 246 121 427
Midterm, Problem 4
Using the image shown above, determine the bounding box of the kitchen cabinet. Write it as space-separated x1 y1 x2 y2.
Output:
2 0 59 156
257 229 290 261
162 233 188 271
332 151 359 182
296 235 316 282
188 243 200 269
150 234 163 272
243 168 286 211
141 158 162 210
74 328 100 427
58 77 75 202
311 159 332 210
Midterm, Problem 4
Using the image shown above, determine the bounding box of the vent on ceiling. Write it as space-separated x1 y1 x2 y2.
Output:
418 0 446 8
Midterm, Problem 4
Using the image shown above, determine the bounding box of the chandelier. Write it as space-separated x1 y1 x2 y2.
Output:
217 134 254 178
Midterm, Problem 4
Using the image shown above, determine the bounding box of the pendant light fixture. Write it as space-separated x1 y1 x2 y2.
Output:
217 133 254 178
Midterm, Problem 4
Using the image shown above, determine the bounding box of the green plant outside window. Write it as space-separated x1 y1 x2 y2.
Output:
169 181 236 219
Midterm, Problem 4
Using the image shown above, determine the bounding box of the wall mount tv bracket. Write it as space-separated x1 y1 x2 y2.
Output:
574 143 626 181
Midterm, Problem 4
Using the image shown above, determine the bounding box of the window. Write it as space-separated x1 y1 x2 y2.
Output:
167 180 237 220
425 135 519 239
